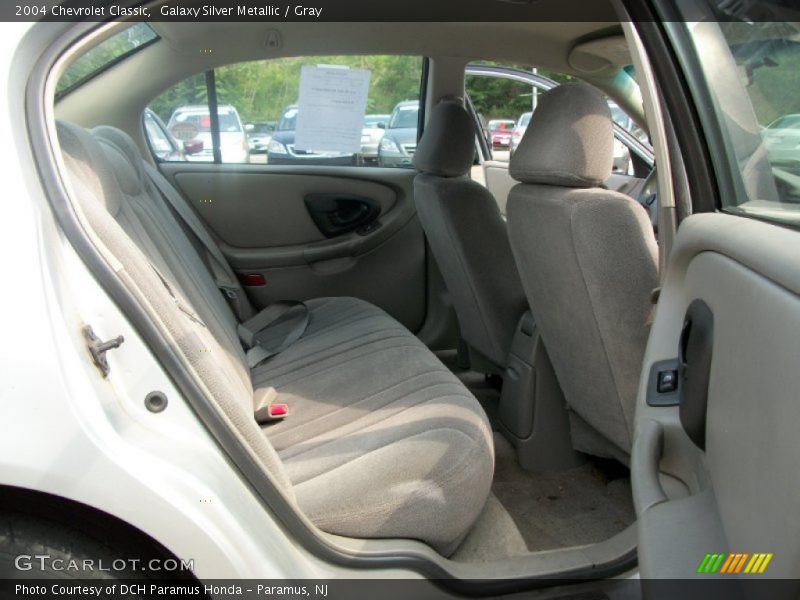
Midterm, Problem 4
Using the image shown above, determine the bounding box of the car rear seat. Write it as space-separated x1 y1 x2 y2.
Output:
56 120 494 555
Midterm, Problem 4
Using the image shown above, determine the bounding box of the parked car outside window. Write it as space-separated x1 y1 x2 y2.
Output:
378 100 419 168
166 104 249 164
267 104 358 166
488 119 516 149
246 121 276 155
509 111 532 157
360 114 390 164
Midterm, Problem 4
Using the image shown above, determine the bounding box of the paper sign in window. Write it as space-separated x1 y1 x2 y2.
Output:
294 65 371 155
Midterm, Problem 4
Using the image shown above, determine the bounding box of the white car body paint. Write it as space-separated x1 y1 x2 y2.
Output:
0 22 410 580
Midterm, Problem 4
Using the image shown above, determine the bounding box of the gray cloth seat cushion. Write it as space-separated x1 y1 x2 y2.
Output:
413 102 528 368
506 84 658 458
253 296 494 554
57 120 494 555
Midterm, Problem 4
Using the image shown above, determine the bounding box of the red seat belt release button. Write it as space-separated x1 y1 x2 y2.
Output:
253 387 287 424
268 403 288 418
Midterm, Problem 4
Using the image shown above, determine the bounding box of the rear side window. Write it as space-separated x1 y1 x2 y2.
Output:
681 17 800 225
147 56 424 167
57 23 158 97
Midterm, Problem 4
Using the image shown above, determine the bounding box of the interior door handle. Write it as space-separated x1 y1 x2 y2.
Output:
329 202 370 227
304 193 380 238
679 299 715 450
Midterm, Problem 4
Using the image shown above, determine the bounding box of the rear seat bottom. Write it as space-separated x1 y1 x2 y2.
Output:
255 297 495 554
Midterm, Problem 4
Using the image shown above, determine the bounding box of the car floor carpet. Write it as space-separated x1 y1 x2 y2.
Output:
491 432 636 552
437 350 636 554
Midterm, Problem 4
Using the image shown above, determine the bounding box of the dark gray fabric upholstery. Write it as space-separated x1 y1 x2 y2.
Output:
413 101 476 178
415 175 528 367
506 85 658 457
509 84 614 188
413 102 528 368
57 121 494 555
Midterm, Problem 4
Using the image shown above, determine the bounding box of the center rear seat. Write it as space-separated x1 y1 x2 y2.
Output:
56 120 494 555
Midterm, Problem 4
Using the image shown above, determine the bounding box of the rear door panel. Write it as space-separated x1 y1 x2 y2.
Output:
160 163 426 331
633 213 800 579
173 170 398 248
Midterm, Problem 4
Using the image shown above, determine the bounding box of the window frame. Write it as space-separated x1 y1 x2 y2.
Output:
146 55 430 167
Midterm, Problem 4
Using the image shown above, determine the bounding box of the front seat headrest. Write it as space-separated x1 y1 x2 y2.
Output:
509 84 614 188
413 101 476 178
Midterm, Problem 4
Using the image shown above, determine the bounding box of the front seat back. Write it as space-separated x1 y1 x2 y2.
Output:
413 101 528 370
506 85 658 459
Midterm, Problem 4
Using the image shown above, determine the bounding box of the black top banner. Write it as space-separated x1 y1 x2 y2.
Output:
5 0 616 22
2 0 800 23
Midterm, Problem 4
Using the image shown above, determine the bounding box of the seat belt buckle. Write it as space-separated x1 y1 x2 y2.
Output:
253 387 287 424
255 403 288 424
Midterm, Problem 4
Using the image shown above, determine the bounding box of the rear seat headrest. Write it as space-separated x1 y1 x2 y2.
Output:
56 120 124 216
413 101 476 178
509 83 614 188
92 126 147 197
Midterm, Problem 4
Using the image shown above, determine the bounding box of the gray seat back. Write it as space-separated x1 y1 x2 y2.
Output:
90 126 249 368
57 120 295 493
506 84 658 457
413 101 527 369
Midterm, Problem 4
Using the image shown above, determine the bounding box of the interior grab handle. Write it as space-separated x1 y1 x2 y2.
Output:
679 300 715 450
632 418 668 512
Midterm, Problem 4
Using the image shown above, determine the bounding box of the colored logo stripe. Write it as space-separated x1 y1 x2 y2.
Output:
733 553 749 574
697 553 725 573
697 554 713 573
719 553 736 573
710 554 726 573
697 553 773 574
745 553 774 574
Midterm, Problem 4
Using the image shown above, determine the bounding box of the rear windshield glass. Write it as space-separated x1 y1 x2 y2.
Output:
57 23 158 97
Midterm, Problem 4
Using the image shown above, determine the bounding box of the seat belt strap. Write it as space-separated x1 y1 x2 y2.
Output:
143 162 249 320
237 301 304 347
241 302 311 368
143 164 308 363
